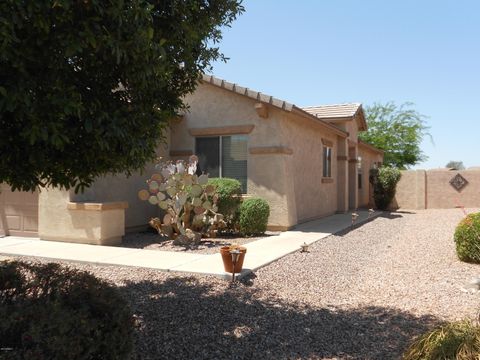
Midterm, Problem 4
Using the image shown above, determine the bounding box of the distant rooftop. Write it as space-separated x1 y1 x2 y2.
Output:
302 103 362 119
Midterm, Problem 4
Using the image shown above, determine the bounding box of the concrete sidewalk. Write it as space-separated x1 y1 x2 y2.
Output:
0 210 381 279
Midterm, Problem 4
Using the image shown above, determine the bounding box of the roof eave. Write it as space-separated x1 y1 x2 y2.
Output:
291 106 348 138
355 106 368 131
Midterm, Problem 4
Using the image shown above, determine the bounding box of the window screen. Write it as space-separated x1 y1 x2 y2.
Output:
222 135 248 193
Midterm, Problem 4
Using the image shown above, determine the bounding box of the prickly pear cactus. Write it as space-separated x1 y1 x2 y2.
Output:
138 155 225 242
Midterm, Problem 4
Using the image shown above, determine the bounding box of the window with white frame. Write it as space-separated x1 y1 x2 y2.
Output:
195 135 248 193
323 145 332 177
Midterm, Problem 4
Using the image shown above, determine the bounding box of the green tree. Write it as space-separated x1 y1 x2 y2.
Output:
446 161 465 170
0 0 243 191
359 102 431 169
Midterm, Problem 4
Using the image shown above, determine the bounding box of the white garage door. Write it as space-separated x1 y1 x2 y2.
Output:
0 184 39 237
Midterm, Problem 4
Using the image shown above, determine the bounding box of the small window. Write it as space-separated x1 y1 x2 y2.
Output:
358 173 362 189
195 135 248 193
323 146 332 177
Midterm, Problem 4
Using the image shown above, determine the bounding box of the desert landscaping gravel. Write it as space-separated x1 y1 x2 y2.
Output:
120 230 280 254
5 209 480 359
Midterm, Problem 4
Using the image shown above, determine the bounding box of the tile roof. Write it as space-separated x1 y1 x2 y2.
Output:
201 74 293 111
302 103 362 119
200 74 348 137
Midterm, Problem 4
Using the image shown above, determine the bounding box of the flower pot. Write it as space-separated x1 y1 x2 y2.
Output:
220 246 247 273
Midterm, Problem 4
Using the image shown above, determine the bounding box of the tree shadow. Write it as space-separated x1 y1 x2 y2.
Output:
120 276 441 360
379 212 404 220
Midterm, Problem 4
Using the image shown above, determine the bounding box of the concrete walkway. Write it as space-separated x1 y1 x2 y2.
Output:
0 210 381 279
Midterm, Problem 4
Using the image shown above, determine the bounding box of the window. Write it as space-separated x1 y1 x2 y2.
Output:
195 135 248 193
358 173 362 189
323 146 332 177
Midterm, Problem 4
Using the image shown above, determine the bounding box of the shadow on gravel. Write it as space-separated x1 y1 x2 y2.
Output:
121 276 441 360
379 212 404 220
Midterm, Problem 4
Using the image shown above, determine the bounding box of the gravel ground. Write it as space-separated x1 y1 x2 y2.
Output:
4 209 480 359
120 230 279 254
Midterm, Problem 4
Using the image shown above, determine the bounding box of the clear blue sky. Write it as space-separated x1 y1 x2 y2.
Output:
209 0 480 169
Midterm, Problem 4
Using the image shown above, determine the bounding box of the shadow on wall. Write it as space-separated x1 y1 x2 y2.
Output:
121 276 440 360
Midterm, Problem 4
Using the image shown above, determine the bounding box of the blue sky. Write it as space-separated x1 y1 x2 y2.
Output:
209 0 480 169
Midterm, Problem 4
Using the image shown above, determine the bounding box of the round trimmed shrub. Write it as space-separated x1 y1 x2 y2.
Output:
0 261 134 360
403 321 480 360
208 178 242 230
454 212 480 263
239 197 270 236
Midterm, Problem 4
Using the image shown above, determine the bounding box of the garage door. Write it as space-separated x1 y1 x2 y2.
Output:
0 184 39 237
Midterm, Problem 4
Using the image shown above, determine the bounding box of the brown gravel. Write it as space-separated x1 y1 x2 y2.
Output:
120 230 280 254
5 209 480 359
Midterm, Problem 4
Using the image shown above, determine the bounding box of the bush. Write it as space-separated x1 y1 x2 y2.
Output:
454 212 480 263
208 178 242 230
239 197 270 236
403 321 480 360
369 166 401 210
0 261 134 360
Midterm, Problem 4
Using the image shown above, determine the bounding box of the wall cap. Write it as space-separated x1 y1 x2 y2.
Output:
67 202 129 211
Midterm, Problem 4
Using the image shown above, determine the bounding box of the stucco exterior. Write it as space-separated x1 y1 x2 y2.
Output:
392 169 480 210
170 80 382 227
358 142 384 207
1 74 383 243
38 187 127 245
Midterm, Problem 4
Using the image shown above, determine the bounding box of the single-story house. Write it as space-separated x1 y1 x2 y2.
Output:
0 74 383 244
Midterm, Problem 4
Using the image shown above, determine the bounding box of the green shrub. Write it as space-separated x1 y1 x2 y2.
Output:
0 261 134 360
403 321 480 360
454 212 480 263
208 178 242 230
369 166 401 210
239 197 270 236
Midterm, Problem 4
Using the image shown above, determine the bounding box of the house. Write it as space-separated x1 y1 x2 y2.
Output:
0 74 383 244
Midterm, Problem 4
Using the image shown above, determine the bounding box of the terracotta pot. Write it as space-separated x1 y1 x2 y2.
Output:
220 246 247 273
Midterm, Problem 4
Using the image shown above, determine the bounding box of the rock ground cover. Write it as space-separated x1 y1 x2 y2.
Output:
4 209 480 359
120 230 280 254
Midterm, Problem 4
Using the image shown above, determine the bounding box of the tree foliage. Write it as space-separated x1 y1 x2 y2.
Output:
359 102 430 169
446 161 465 170
0 0 244 191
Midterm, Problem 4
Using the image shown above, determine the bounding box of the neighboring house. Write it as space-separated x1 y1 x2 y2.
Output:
0 74 383 244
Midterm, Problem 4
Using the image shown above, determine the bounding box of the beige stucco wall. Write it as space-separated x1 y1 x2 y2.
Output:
70 140 168 230
426 170 480 209
173 83 297 228
281 113 339 222
392 169 480 210
391 170 426 210
38 188 126 245
357 146 383 207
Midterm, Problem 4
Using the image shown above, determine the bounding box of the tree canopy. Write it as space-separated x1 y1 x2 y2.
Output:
359 102 430 169
0 0 244 191
446 161 465 170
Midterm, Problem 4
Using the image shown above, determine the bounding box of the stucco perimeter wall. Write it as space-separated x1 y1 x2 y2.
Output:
38 188 127 245
174 83 297 228
426 170 480 209
392 170 480 210
69 142 168 230
281 113 338 223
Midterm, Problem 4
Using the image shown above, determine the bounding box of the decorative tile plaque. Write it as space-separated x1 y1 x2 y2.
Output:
449 173 468 192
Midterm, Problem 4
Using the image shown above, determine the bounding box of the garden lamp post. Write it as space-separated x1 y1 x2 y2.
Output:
230 249 241 283
351 212 359 229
